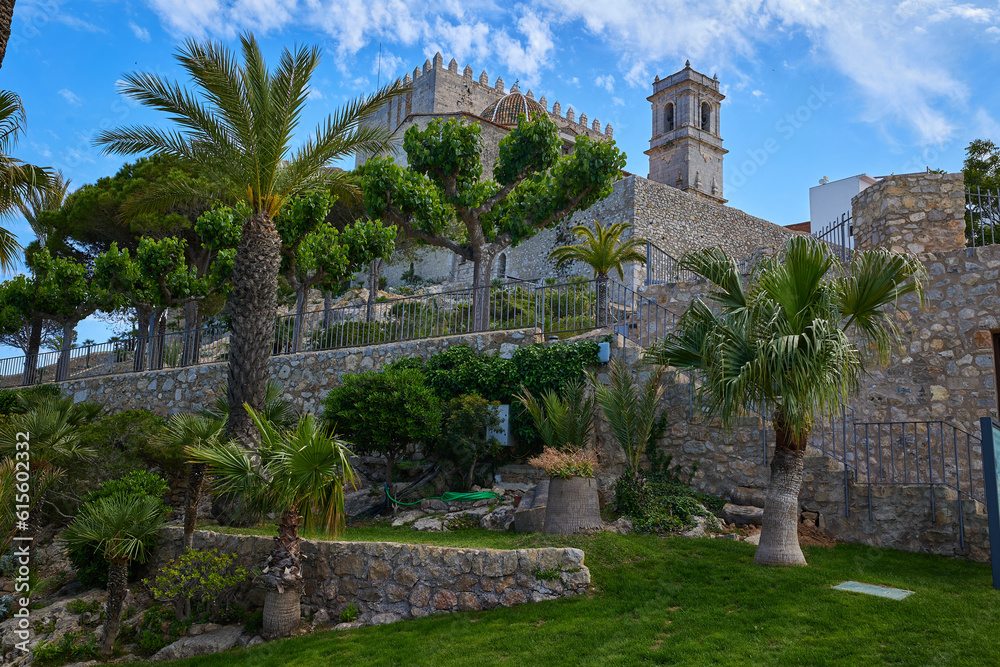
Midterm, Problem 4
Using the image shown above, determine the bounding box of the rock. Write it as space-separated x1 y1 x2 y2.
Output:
334 621 364 631
344 489 379 517
513 506 546 533
729 486 767 508
604 517 633 535
682 515 710 538
312 608 330 625
721 503 763 526
151 625 243 661
412 516 445 531
391 510 425 527
421 499 449 512
370 613 401 625
480 506 516 531
246 636 264 647
744 533 761 546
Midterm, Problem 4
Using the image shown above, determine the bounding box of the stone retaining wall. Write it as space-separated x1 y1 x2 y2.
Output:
157 528 590 625
59 329 534 415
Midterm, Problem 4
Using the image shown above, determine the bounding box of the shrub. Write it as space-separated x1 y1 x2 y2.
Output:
146 549 249 622
0 385 61 415
528 447 596 479
321 367 441 484
431 394 502 489
135 604 191 657
32 631 99 666
68 471 169 589
339 602 359 623
76 410 173 478
613 460 714 534
422 345 514 401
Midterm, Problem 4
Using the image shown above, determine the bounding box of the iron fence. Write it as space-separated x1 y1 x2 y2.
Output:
965 186 1000 248
2 279 688 388
645 242 699 284
812 212 853 263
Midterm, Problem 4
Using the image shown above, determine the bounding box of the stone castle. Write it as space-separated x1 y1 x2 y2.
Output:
358 54 790 287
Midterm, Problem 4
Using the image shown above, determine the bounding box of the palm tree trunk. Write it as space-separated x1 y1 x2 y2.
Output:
22 313 42 385
182 463 206 550
754 415 807 566
225 212 282 447
102 559 128 655
263 507 302 638
0 0 14 70
596 274 609 328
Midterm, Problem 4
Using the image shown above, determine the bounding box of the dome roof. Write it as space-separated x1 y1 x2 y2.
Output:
481 87 546 126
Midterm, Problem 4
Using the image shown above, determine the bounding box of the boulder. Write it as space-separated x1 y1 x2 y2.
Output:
729 486 766 508
682 515 711 538
604 517 633 535
480 506 516 531
390 510 425 527
412 516 445 531
152 624 243 661
721 503 763 526
513 506 546 533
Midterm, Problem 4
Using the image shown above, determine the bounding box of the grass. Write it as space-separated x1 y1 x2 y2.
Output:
138 525 1000 666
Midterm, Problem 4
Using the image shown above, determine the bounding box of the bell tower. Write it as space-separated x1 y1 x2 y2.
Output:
645 61 727 204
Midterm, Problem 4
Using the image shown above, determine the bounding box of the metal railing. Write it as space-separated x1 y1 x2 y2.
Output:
645 242 699 284
812 212 853 263
965 186 1000 248
2 279 688 388
810 407 982 549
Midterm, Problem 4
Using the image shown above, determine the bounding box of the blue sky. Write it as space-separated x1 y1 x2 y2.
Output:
3 0 1000 350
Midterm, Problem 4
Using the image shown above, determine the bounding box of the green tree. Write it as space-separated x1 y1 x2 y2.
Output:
647 236 924 566
433 394 502 490
963 139 1000 192
188 407 356 638
277 191 396 350
0 248 120 382
361 114 625 330
95 33 404 448
549 221 646 324
322 366 441 485
63 495 169 655
0 90 52 270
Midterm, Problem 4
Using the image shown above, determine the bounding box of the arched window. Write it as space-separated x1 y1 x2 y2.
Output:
664 102 675 132
496 253 507 280
700 101 712 132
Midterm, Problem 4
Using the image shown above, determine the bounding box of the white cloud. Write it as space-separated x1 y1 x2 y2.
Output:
987 26 1000 39
129 21 152 42
595 74 615 93
58 89 83 107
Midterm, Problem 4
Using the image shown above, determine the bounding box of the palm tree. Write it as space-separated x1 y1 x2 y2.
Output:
63 495 170 655
1 90 53 271
154 413 225 550
0 0 14 69
188 406 356 638
647 236 924 566
590 359 665 478
516 379 595 452
17 169 70 247
94 33 404 448
549 221 646 326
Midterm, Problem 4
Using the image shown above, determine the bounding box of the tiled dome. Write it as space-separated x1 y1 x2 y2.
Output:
481 88 546 126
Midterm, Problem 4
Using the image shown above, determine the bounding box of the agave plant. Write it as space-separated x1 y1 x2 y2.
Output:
591 360 666 478
188 406 356 638
516 379 595 452
62 495 169 655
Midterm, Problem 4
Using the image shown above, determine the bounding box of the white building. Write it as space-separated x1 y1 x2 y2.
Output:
809 174 880 232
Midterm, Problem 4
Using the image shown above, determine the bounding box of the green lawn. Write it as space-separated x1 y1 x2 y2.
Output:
150 526 1000 666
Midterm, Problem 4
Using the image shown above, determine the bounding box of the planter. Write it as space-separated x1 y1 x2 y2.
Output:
543 476 603 535
262 588 301 639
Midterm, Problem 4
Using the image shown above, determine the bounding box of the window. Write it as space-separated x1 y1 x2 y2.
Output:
701 102 712 132
664 103 675 132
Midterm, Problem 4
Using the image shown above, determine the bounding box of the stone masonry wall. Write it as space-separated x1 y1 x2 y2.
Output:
157 527 590 625
59 329 534 416
852 172 966 255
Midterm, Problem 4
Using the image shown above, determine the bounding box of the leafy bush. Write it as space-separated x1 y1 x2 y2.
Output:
613 459 712 534
0 385 61 415
431 394 502 489
32 630 99 666
321 367 441 484
146 549 249 622
68 471 169 589
76 409 173 478
528 447 596 479
135 604 191 657
339 602 359 623
421 345 514 401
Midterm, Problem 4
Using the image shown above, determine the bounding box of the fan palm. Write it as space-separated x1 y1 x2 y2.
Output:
188 406 356 638
62 495 170 655
0 395 102 572
516 379 595 452
647 235 924 566
549 221 646 326
95 33 404 447
0 90 54 271
590 359 665 477
154 413 225 549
